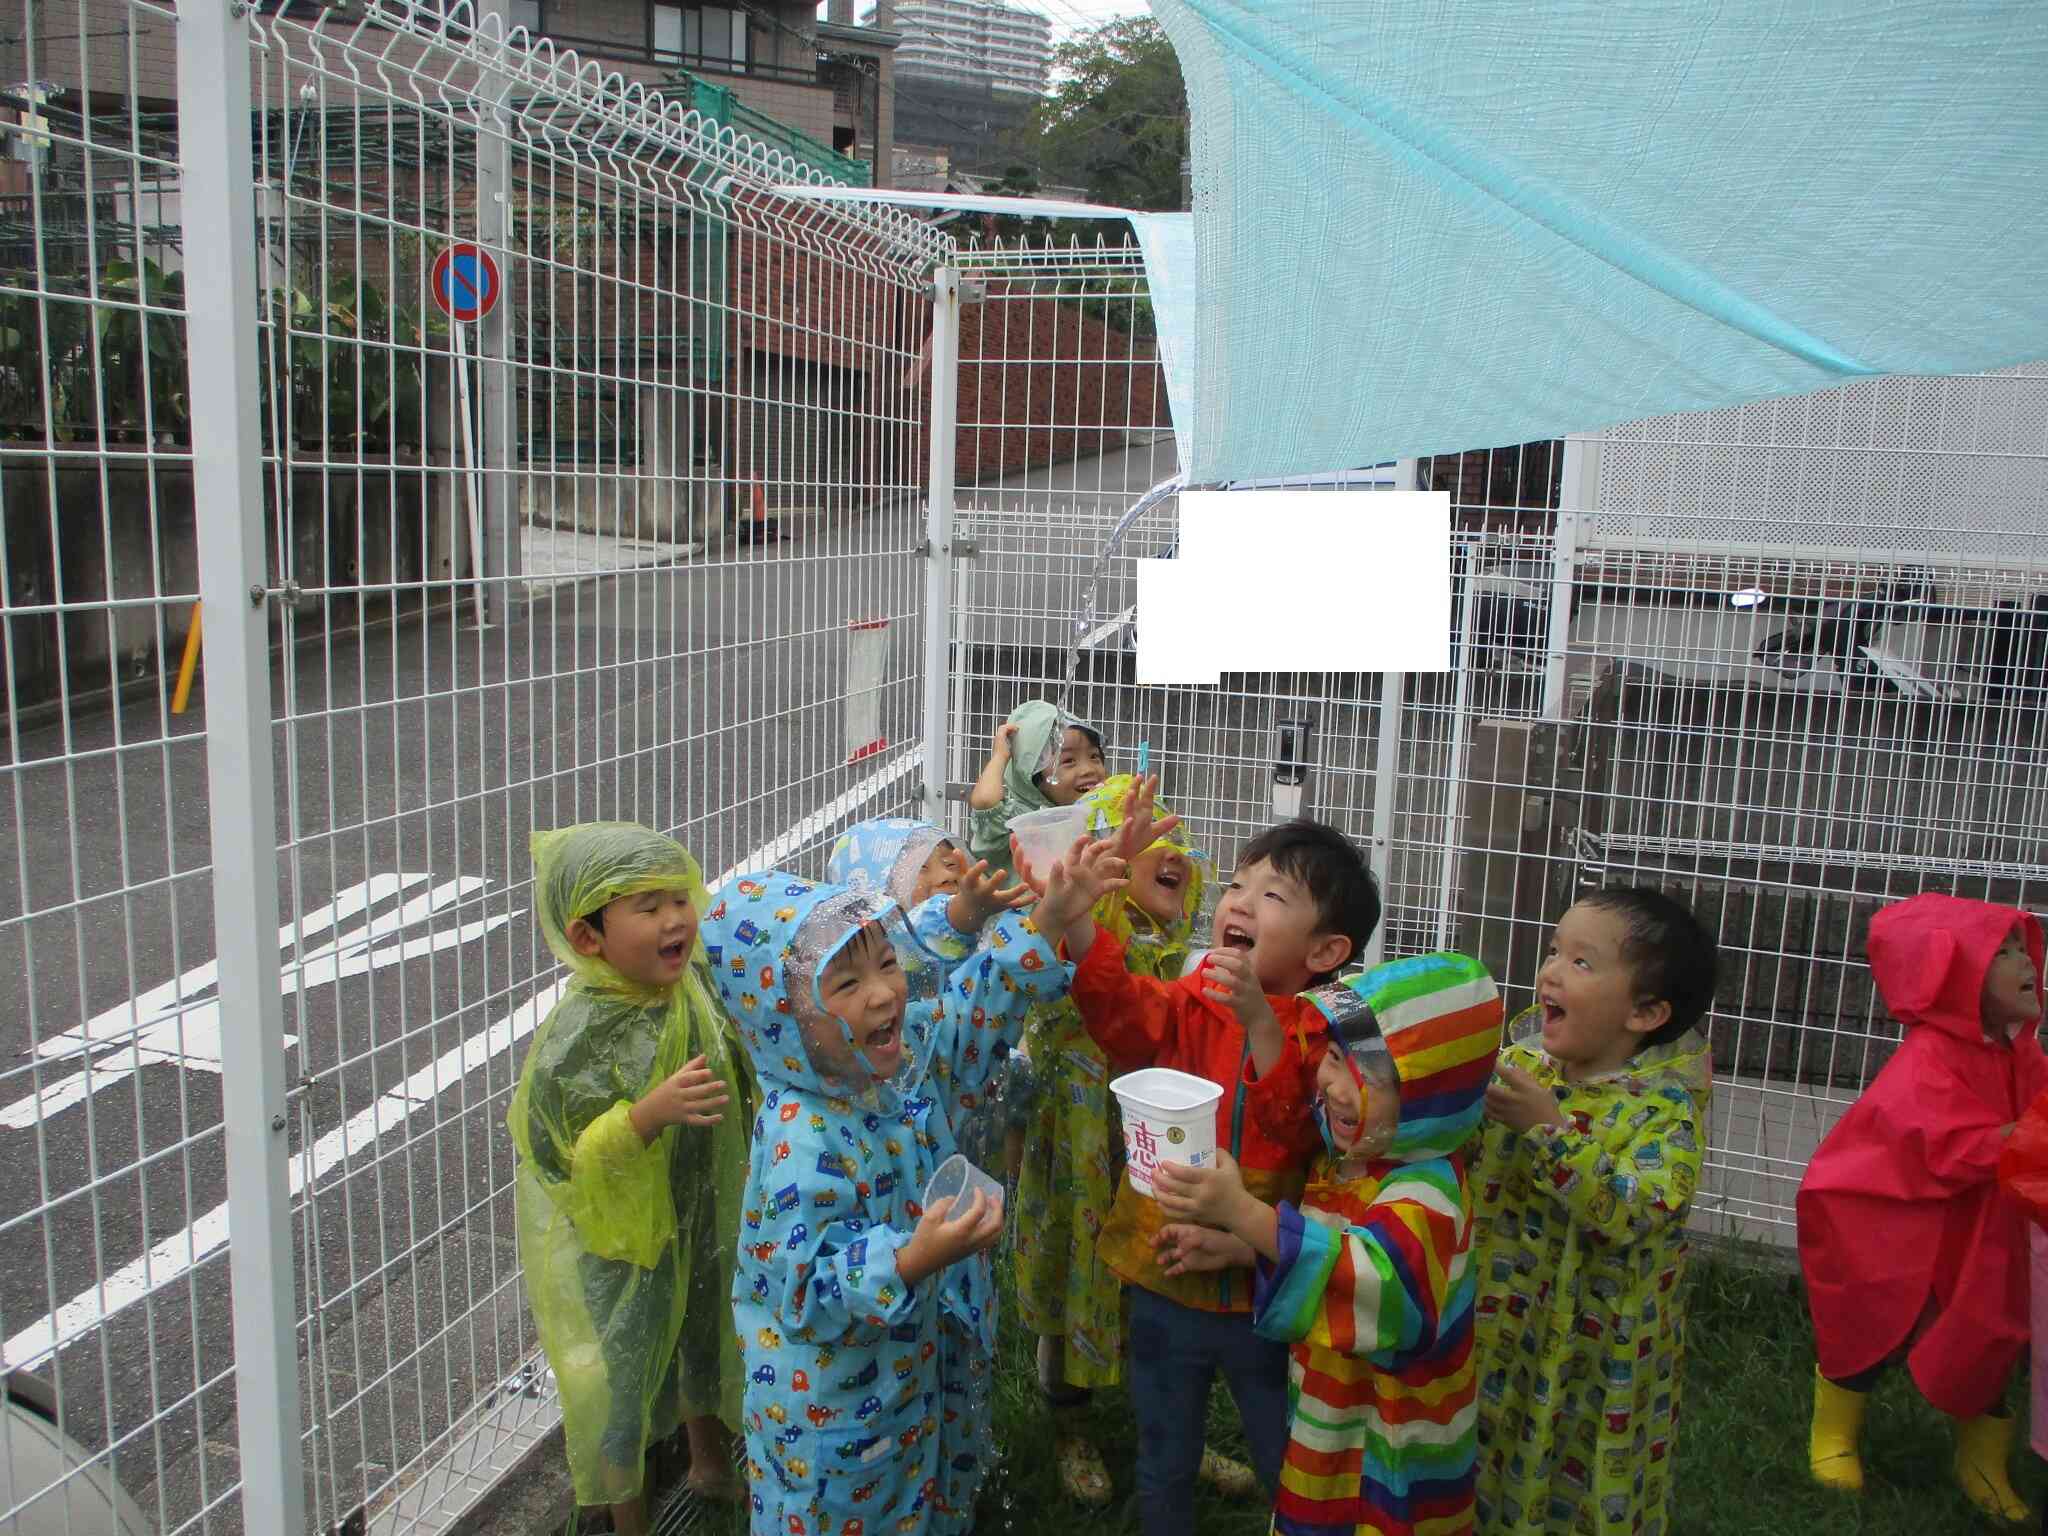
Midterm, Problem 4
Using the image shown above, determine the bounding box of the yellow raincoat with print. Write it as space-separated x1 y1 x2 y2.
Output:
1012 774 1206 1387
507 824 757 1506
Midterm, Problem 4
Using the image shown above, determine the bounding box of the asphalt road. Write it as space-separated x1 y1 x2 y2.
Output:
0 503 939 1533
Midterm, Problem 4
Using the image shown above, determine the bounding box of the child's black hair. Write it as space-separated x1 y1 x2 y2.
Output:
1577 885 1719 1047
1031 722 1105 790
579 905 607 935
1237 819 1380 985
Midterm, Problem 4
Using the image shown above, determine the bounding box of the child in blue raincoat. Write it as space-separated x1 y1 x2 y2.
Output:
826 817 1033 1141
704 838 1122 1536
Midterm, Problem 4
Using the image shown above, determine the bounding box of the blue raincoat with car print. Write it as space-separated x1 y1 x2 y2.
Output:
703 871 1070 1536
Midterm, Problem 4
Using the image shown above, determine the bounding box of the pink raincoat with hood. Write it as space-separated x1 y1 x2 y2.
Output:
1797 891 2047 1417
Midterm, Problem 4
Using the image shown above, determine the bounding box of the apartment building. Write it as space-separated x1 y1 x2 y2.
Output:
876 0 1051 96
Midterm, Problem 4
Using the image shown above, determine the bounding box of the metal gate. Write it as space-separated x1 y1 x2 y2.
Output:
0 0 945 1529
935 238 2048 1253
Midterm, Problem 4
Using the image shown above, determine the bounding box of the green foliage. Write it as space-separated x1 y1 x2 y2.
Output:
258 269 435 451
1009 18 1188 213
0 255 433 451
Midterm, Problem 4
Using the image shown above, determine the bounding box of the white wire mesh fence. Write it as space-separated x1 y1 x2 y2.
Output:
1 0 942 1529
940 241 2048 1256
4 20 2048 1531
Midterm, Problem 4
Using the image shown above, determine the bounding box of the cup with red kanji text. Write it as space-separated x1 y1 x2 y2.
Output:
1111 1067 1223 1195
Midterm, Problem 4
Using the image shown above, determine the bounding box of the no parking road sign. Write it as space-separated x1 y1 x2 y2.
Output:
431 242 501 324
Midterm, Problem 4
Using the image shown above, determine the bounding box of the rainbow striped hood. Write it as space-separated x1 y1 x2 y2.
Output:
1302 951 1504 1169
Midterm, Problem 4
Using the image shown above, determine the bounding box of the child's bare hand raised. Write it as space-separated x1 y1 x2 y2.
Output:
897 1189 1005 1285
991 722 1019 761
1110 775 1183 863
1485 1063 1566 1133
629 1055 729 1143
1198 947 1277 1034
947 858 1033 933
1153 1149 1252 1231
1033 836 1128 939
1153 1222 1257 1276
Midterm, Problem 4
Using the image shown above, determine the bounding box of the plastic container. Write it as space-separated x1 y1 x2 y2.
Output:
923 1152 1005 1216
1111 1067 1224 1194
1007 803 1091 879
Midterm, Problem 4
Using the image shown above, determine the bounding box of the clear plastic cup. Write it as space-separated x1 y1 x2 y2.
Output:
923 1152 1005 1216
1008 803 1091 879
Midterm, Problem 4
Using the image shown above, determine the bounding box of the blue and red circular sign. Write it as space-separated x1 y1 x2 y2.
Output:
430 243 501 324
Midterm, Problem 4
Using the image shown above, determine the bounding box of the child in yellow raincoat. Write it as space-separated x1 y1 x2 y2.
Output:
1470 887 1718 1536
1011 773 1260 1507
509 824 758 1536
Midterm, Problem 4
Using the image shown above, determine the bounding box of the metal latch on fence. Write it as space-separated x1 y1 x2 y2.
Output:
918 538 979 559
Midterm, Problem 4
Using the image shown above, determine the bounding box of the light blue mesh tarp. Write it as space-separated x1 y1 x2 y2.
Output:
1150 0 2048 486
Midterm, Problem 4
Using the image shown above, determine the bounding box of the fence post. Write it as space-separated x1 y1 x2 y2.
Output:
477 0 520 624
178 1 307 1529
1546 436 1595 719
1364 672 1404 972
921 268 961 829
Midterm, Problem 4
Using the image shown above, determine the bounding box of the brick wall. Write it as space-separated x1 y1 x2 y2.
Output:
952 282 1168 483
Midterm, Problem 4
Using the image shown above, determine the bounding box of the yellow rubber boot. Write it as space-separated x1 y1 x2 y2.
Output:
1808 1367 1866 1493
1954 1414 2030 1523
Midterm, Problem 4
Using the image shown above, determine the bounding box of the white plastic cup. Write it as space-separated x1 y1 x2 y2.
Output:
1008 803 1091 879
923 1153 1004 1215
1111 1067 1224 1195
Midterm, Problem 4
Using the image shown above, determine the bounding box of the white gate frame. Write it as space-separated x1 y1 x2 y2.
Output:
923 267 961 832
178 0 308 1527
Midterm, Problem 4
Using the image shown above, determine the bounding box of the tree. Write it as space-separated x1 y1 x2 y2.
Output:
1010 18 1187 212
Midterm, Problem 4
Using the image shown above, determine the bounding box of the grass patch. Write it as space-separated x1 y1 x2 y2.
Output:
605 1246 2039 1535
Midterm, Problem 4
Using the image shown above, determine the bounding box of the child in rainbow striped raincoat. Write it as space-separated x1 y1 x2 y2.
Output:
1151 953 1504 1536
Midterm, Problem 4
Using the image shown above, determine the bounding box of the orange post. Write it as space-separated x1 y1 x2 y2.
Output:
751 480 767 525
171 602 203 715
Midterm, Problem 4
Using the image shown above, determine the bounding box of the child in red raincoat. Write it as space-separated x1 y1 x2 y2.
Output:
1797 891 2046 1523
1998 1087 2048 1536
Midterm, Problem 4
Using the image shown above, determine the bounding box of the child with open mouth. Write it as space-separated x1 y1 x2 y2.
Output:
706 836 1123 1536
1150 951 1504 1536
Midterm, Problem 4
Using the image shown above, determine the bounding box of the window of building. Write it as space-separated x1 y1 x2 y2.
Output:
509 0 541 33
652 3 749 72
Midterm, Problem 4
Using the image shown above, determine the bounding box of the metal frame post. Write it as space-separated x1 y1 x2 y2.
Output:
1436 544 1481 952
921 267 960 827
1545 436 1595 719
477 0 519 624
179 0 307 1528
1364 672 1405 972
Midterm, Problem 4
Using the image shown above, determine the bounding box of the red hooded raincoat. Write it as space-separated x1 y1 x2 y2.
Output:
1797 892 2048 1416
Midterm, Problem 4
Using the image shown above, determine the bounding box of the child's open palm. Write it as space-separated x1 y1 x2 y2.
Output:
1035 836 1128 934
948 858 1033 933
630 1055 730 1142
1110 775 1183 863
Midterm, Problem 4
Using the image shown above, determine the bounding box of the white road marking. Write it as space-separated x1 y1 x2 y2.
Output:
0 877 515 1129
8 769 921 1370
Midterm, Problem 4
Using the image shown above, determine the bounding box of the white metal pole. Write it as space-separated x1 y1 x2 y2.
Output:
452 319 490 628
477 0 518 625
1364 671 1404 971
178 0 308 1529
1545 436 1594 719
1436 548 1480 952
922 268 961 828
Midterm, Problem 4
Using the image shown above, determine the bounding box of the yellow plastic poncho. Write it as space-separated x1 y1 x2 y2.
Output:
507 824 756 1506
1012 775 1207 1386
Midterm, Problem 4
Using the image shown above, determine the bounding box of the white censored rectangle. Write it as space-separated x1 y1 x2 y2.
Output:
1134 490 1452 681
